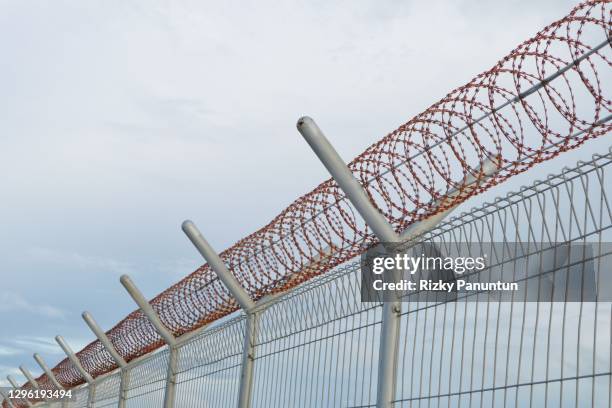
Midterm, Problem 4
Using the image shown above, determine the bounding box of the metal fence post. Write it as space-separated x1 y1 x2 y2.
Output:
81 311 129 408
0 389 15 408
119 275 177 408
18 366 39 391
296 116 501 407
297 116 402 408
117 366 129 408
33 354 67 408
33 354 63 391
182 220 257 408
7 375 32 407
19 365 52 405
55 336 95 407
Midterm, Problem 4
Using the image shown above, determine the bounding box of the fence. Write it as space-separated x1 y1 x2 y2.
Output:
2 1 611 407
31 147 611 408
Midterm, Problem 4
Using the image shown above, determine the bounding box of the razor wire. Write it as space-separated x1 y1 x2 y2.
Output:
7 0 610 400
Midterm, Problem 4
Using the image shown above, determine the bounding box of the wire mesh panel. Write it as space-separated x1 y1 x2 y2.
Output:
174 317 245 407
124 349 168 407
32 148 612 408
251 264 382 408
64 387 88 408
394 151 612 407
92 372 120 408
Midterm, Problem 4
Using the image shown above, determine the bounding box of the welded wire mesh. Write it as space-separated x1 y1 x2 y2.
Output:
251 263 381 408
393 151 612 407
32 149 606 408
174 316 245 407
121 349 168 407
5 150 611 408
63 387 88 408
14 0 609 390
90 373 120 408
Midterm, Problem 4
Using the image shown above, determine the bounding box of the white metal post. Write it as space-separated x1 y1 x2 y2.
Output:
296 117 400 243
237 312 257 408
0 389 15 408
7 375 32 407
33 354 63 391
297 116 402 408
182 221 255 311
55 336 95 407
296 116 501 407
33 354 67 408
81 311 129 408
119 275 177 408
18 366 39 391
19 365 51 404
182 220 257 408
54 337 94 384
117 366 130 408
165 349 179 408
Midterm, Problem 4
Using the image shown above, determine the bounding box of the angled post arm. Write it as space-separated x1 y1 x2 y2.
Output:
120 275 177 408
182 220 257 408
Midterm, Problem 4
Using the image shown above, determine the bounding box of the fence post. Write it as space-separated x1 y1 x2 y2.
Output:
297 116 402 408
18 366 39 391
55 336 95 407
237 312 257 408
182 220 257 408
0 389 15 408
81 312 129 408
33 354 67 408
119 275 177 408
33 354 63 391
7 375 33 407
296 116 501 407
19 365 52 405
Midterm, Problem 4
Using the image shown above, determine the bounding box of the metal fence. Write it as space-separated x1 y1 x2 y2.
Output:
28 148 611 408
2 1 610 408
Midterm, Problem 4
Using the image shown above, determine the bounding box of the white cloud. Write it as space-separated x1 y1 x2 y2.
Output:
11 337 64 356
27 247 135 276
0 292 66 319
0 346 22 357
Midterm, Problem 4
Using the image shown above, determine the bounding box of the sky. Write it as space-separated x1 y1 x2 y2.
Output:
0 0 607 388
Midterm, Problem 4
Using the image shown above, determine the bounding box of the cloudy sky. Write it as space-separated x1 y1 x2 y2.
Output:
0 0 607 387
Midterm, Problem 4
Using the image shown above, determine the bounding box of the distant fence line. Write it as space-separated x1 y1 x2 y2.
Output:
3 1 610 407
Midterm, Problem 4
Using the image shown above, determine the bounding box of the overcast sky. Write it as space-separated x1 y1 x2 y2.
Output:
1 0 607 386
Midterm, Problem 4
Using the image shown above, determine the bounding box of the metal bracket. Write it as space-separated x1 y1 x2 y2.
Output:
120 274 177 408
182 220 257 408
